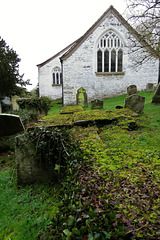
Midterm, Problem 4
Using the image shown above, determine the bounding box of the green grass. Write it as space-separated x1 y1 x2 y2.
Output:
0 170 59 240
0 91 160 239
48 91 155 114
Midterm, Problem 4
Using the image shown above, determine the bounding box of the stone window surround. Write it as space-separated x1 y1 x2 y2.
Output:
95 71 124 76
52 66 62 85
52 84 62 86
96 29 124 74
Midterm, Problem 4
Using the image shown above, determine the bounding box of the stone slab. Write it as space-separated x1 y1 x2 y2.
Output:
146 83 154 92
0 114 24 137
91 99 103 110
125 94 145 113
127 85 137 96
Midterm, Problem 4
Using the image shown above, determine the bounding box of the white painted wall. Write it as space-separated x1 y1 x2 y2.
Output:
62 12 159 106
38 56 62 100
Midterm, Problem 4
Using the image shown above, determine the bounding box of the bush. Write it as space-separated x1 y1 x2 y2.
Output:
18 96 52 114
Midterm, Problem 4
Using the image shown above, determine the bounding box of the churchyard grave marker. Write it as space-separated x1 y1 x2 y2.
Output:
125 94 145 113
0 114 24 137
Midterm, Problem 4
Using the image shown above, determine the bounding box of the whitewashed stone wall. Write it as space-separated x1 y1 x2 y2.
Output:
38 56 62 100
63 13 159 106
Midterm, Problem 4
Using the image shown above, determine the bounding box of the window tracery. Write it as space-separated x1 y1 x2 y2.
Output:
52 66 62 85
97 31 123 73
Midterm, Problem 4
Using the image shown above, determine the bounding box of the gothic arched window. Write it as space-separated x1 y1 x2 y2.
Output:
52 66 62 85
97 31 123 73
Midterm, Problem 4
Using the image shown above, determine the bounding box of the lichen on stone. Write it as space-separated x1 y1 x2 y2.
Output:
60 105 83 114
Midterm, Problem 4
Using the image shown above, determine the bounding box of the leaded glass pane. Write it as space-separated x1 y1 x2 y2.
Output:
56 73 59 84
104 50 109 72
97 50 102 72
118 49 123 72
60 73 62 84
53 73 55 84
111 49 116 72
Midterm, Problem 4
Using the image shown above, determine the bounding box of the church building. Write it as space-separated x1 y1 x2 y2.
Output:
37 6 159 106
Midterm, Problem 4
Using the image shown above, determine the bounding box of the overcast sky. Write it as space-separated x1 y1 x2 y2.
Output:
0 0 127 90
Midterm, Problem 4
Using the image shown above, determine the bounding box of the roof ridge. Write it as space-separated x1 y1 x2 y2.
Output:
37 38 79 68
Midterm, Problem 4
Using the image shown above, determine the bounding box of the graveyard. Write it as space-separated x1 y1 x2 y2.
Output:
0 89 160 239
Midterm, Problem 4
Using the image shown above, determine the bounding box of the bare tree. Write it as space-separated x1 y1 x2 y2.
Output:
125 0 160 69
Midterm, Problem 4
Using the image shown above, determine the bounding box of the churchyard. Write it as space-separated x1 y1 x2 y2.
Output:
0 90 160 239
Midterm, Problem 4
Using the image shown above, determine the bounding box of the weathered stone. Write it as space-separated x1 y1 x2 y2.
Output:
91 99 103 110
152 83 160 103
0 114 24 137
15 134 58 184
0 135 16 152
125 94 145 113
127 85 137 96
146 83 154 92
11 95 20 111
76 87 88 108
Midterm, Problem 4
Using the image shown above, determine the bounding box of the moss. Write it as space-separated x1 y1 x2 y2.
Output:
73 108 136 122
60 105 83 114
36 114 74 126
36 108 139 129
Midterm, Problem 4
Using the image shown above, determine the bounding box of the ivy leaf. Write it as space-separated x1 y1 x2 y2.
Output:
68 215 74 226
54 164 60 174
63 229 72 239
102 231 111 239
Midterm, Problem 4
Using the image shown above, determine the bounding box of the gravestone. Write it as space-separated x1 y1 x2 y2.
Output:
146 83 154 92
91 99 103 110
127 85 137 96
152 83 160 103
76 87 88 108
16 134 57 184
0 114 24 137
11 95 20 111
125 94 145 113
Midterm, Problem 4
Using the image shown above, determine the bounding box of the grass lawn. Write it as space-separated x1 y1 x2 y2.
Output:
0 91 160 240
48 91 155 114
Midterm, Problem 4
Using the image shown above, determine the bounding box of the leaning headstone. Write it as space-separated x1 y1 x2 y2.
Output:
91 99 103 110
76 87 88 108
11 95 20 111
152 83 160 103
127 85 137 96
0 114 24 137
146 83 154 92
125 94 145 113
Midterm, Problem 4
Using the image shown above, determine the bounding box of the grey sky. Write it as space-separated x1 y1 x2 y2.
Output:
0 0 127 90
